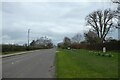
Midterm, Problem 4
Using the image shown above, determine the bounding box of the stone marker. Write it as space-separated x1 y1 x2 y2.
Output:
67 47 70 50
103 47 106 53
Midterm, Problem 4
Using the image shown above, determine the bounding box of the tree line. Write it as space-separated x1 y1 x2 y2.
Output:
58 0 120 51
30 36 53 49
57 33 120 51
2 36 53 53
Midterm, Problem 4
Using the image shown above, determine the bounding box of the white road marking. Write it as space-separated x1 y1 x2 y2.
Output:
11 62 14 64
11 60 20 64
56 51 60 52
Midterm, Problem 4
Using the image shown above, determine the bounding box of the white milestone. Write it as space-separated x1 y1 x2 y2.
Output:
103 47 106 53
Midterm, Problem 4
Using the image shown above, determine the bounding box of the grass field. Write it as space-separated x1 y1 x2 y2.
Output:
56 49 118 78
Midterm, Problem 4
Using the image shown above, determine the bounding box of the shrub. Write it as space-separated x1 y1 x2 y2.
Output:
2 44 52 53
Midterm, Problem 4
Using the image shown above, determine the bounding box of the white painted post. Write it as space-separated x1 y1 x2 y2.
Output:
103 40 106 53
103 47 106 53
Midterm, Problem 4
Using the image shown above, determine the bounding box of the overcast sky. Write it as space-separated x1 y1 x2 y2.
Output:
1 1 118 45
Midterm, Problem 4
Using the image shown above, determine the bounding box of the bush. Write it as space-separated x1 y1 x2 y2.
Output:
70 43 86 49
58 40 119 51
2 44 53 53
86 40 120 51
2 44 27 52
96 53 101 56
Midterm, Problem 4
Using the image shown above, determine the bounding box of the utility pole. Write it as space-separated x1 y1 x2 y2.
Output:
28 29 30 50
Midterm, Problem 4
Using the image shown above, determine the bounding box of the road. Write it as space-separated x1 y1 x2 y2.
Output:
2 48 56 78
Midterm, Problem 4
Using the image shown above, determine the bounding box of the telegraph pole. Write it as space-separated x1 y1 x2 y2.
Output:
28 29 30 50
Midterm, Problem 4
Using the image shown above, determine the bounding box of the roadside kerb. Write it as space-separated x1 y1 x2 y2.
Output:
0 50 40 58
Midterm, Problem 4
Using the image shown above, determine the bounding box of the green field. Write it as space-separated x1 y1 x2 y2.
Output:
56 49 118 78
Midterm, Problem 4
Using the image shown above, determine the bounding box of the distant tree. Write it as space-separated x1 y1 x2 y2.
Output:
84 30 100 44
23 43 27 47
30 36 53 48
112 0 120 28
63 37 71 49
112 0 120 4
112 0 120 40
80 41 87 44
57 42 63 48
30 40 36 46
85 9 115 43
71 33 82 44
47 42 53 48
45 39 53 48
106 37 113 42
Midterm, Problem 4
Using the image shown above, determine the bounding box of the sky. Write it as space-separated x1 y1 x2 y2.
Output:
1 0 118 45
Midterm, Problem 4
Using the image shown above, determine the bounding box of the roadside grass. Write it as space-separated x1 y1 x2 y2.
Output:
56 49 118 78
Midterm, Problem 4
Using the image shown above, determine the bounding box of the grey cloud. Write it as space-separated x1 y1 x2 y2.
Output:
2 2 117 44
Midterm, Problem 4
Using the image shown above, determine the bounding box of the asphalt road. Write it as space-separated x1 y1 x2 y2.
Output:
2 48 56 78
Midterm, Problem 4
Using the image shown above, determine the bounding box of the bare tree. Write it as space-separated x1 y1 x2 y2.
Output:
63 37 71 49
112 0 120 28
72 33 82 44
84 30 100 44
30 36 53 48
85 9 114 43
112 0 120 4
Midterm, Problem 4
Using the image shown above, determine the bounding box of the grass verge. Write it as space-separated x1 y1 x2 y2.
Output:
56 49 118 78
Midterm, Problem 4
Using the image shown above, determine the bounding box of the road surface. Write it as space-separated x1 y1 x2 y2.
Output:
2 48 56 78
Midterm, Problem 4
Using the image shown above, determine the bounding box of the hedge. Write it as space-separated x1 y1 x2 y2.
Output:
69 40 120 51
2 44 53 52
